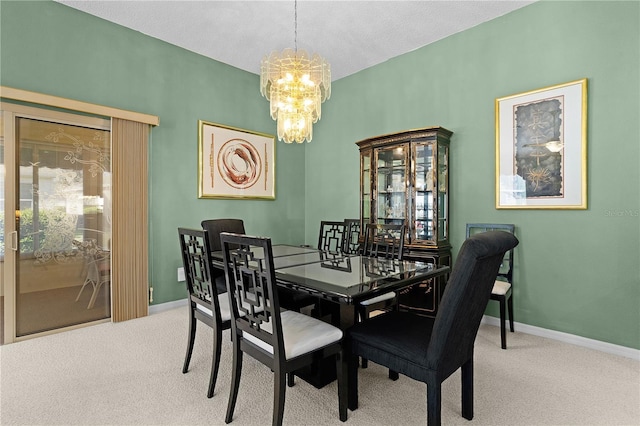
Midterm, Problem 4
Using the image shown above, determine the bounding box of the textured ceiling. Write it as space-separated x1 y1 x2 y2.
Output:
55 0 535 81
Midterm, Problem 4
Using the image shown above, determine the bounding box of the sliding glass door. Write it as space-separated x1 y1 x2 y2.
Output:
2 104 111 341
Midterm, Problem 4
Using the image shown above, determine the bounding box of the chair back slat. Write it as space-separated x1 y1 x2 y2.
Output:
427 230 519 373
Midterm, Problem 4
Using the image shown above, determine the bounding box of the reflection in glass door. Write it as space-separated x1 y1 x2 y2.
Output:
13 115 111 337
375 145 408 227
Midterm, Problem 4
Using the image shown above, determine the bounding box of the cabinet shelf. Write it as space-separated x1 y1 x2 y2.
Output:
377 164 406 170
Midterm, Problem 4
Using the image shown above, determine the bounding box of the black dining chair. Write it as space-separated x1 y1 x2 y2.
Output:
347 230 519 425
357 223 405 368
361 222 405 260
306 220 349 324
201 219 246 294
276 221 345 317
318 220 347 253
355 223 405 376
220 232 347 426
342 219 362 255
178 227 232 398
466 223 516 349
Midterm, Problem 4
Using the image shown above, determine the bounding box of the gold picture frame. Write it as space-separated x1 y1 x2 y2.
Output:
495 79 587 209
198 120 275 199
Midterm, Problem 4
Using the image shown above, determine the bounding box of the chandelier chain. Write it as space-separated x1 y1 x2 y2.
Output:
294 0 298 52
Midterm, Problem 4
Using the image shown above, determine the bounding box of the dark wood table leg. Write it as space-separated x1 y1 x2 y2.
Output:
339 303 357 329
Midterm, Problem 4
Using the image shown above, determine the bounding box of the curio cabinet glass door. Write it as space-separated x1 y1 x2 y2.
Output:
374 144 408 227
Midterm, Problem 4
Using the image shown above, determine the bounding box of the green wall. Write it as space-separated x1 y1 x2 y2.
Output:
305 0 640 349
0 0 306 305
2 1 638 349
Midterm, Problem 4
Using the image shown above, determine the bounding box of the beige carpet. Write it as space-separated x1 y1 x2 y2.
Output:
0 307 638 425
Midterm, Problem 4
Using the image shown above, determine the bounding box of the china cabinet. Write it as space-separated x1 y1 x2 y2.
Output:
356 126 453 316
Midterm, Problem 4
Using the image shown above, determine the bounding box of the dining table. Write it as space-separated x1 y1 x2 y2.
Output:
211 244 450 391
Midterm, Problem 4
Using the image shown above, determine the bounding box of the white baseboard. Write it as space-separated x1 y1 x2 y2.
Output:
149 298 187 315
481 315 640 361
148 301 639 361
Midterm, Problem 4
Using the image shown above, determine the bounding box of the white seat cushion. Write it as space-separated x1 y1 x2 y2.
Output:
492 280 511 296
359 291 396 306
243 310 343 360
196 293 257 322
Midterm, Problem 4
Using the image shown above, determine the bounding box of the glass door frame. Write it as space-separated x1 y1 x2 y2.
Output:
411 139 436 245
2 102 111 343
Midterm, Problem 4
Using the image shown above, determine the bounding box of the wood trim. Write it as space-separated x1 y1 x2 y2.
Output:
1 86 159 127
2 110 17 343
13 319 111 343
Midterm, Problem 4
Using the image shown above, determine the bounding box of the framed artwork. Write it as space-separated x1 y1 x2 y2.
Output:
495 79 587 209
198 120 275 199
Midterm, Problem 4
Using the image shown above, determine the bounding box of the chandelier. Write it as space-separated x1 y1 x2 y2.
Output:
259 1 331 143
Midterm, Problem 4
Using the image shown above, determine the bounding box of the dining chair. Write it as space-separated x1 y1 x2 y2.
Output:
276 221 343 316
357 222 405 372
347 230 519 426
342 219 362 254
362 222 405 260
317 220 347 253
220 232 347 426
466 223 516 349
201 219 246 294
178 227 232 398
279 220 347 325
356 223 405 326
305 220 349 324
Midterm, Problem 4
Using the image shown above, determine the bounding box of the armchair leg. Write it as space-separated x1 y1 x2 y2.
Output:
225 340 243 424
426 377 442 426
274 370 286 426
182 308 196 374
388 370 399 381
207 325 223 398
461 359 474 421
75 279 91 301
507 295 515 332
347 354 359 411
499 297 507 349
336 351 348 421
87 283 102 309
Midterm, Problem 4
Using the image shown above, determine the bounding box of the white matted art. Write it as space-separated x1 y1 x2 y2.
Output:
495 79 587 209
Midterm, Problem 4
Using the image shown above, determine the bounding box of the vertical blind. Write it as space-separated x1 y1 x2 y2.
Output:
111 118 149 321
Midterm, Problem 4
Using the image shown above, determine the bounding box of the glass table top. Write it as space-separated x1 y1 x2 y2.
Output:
276 255 442 302
213 244 448 303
